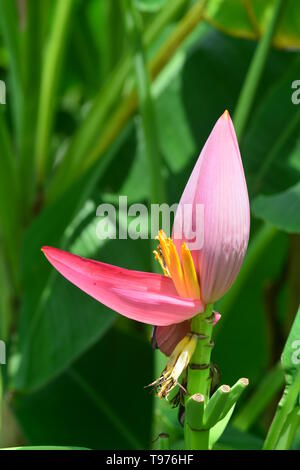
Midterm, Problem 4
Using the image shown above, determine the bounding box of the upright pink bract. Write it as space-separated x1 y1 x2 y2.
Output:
173 110 250 303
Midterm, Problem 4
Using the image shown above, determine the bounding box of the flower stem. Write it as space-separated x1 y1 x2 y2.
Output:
184 304 214 449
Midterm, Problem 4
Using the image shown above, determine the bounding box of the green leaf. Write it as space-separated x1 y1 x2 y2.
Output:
47 0 189 201
216 425 264 450
215 230 288 384
233 363 284 432
241 56 300 196
15 229 151 391
155 28 297 202
0 0 22 140
0 110 19 289
281 304 300 388
123 0 166 203
14 272 117 392
275 406 300 450
3 446 89 450
264 305 300 449
15 328 153 450
252 182 300 233
205 0 300 49
134 0 166 12
210 406 235 449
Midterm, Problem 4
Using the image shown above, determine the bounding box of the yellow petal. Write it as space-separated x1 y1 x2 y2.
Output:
181 243 201 299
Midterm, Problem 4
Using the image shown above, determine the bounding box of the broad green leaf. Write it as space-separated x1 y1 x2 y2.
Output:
233 363 284 432
3 446 89 450
210 406 235 449
152 351 184 448
14 232 151 392
252 182 300 233
204 0 300 49
98 118 151 203
15 328 153 450
216 425 263 450
134 0 166 13
13 129 133 391
0 0 22 140
275 406 300 450
88 0 125 84
14 273 117 392
0 110 19 285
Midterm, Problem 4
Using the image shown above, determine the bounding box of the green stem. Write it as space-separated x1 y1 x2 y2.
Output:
48 0 205 202
35 0 74 183
233 362 284 432
233 0 284 140
122 0 165 203
0 0 22 144
184 304 214 449
263 371 300 450
188 428 210 450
